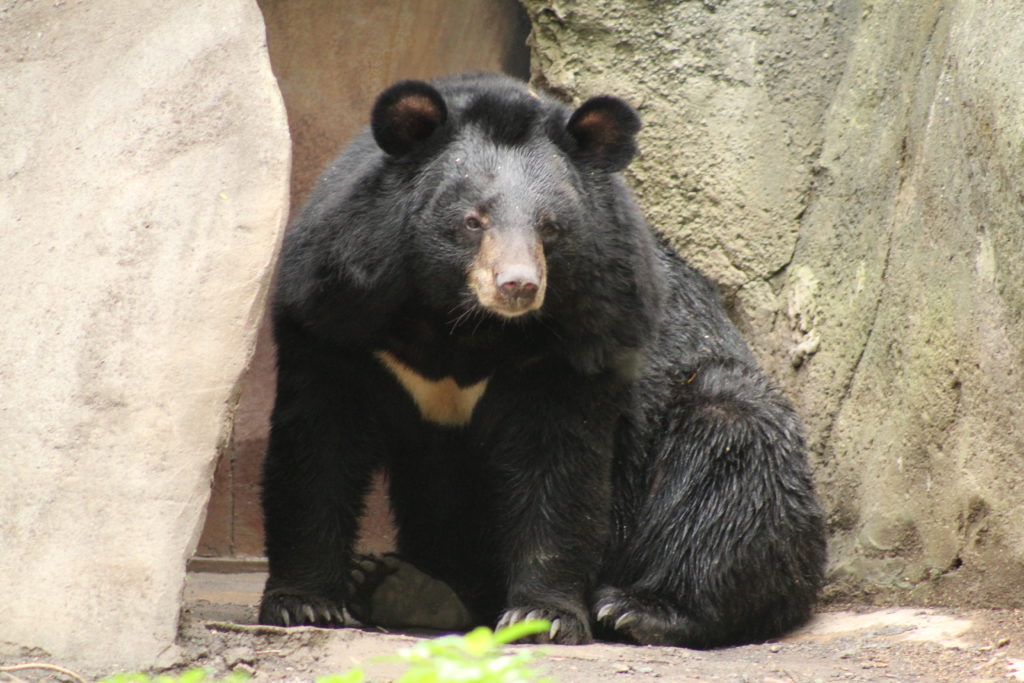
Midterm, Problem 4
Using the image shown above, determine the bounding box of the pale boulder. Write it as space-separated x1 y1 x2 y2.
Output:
0 0 289 670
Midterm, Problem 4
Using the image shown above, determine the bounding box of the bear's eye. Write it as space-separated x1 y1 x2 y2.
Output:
538 218 561 242
464 215 485 232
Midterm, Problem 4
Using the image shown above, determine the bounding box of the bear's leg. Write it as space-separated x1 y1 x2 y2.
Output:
386 434 505 624
475 362 622 645
259 324 392 628
596 358 826 647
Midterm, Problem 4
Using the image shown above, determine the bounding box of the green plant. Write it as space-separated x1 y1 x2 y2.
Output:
93 621 552 683
318 619 553 683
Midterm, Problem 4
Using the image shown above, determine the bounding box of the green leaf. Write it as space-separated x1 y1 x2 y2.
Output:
316 670 365 683
176 670 209 683
493 619 551 644
321 618 554 682
460 626 497 655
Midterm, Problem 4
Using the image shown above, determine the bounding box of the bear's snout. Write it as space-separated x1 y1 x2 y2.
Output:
468 228 547 318
497 266 541 306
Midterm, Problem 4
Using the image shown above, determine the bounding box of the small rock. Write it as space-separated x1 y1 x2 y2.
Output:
222 646 255 668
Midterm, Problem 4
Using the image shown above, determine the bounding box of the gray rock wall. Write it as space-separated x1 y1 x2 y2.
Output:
0 0 289 670
523 0 1024 606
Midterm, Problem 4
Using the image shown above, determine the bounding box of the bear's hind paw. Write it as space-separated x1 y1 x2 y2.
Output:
258 588 355 628
345 553 401 622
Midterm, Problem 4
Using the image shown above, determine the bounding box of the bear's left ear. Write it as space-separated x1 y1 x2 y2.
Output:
372 80 448 156
566 96 641 172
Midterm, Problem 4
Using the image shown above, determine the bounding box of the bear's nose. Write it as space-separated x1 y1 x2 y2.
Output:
496 267 540 304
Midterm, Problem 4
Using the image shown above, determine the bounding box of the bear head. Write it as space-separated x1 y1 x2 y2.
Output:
278 73 666 377
369 75 653 332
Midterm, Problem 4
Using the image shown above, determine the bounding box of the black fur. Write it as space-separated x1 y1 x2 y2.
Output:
259 72 826 647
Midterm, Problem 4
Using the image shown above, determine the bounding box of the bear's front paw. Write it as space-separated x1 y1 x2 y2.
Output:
496 605 592 644
258 587 354 628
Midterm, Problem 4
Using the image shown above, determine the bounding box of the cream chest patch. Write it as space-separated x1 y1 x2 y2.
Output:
375 350 489 426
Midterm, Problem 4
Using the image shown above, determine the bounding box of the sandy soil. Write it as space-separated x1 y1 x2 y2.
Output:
158 572 1024 683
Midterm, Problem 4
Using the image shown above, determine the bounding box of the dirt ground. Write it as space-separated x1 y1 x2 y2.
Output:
149 572 1024 682
4 572 1020 683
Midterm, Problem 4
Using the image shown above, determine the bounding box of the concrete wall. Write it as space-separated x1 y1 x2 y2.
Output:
0 0 290 670
522 0 1024 606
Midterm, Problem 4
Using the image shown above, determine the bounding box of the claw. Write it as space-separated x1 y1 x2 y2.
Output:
303 605 317 624
596 603 614 622
525 609 545 623
549 618 561 640
498 608 522 629
281 608 291 627
614 611 638 631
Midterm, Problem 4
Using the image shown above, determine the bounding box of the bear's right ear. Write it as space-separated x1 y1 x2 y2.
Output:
371 80 448 156
566 96 641 172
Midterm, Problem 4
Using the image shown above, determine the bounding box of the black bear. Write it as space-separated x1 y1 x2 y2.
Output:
259 72 826 648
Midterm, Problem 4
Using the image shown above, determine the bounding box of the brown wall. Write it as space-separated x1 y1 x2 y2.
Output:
196 0 530 561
